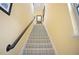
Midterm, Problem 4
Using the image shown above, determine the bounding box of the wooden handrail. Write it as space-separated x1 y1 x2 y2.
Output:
42 5 45 22
43 5 45 18
6 17 35 52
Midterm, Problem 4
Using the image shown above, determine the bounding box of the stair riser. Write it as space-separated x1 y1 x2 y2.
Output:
22 24 55 55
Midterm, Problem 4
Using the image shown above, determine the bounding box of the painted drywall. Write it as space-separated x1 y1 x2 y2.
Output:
68 4 79 36
0 3 34 54
34 3 44 17
44 3 79 54
0 3 79 55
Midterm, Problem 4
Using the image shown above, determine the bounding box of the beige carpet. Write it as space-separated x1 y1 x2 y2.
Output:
22 24 55 55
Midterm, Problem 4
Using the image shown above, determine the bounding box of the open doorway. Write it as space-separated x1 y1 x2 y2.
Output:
33 3 45 24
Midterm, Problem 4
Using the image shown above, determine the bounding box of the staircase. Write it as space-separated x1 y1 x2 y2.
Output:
22 24 55 55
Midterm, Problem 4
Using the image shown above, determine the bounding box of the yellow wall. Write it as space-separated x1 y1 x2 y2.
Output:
44 3 79 54
0 3 34 54
0 3 79 55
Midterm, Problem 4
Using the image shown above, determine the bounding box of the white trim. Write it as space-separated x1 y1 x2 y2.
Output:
19 24 34 55
43 23 58 55
43 4 58 54
19 20 35 55
67 3 79 37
